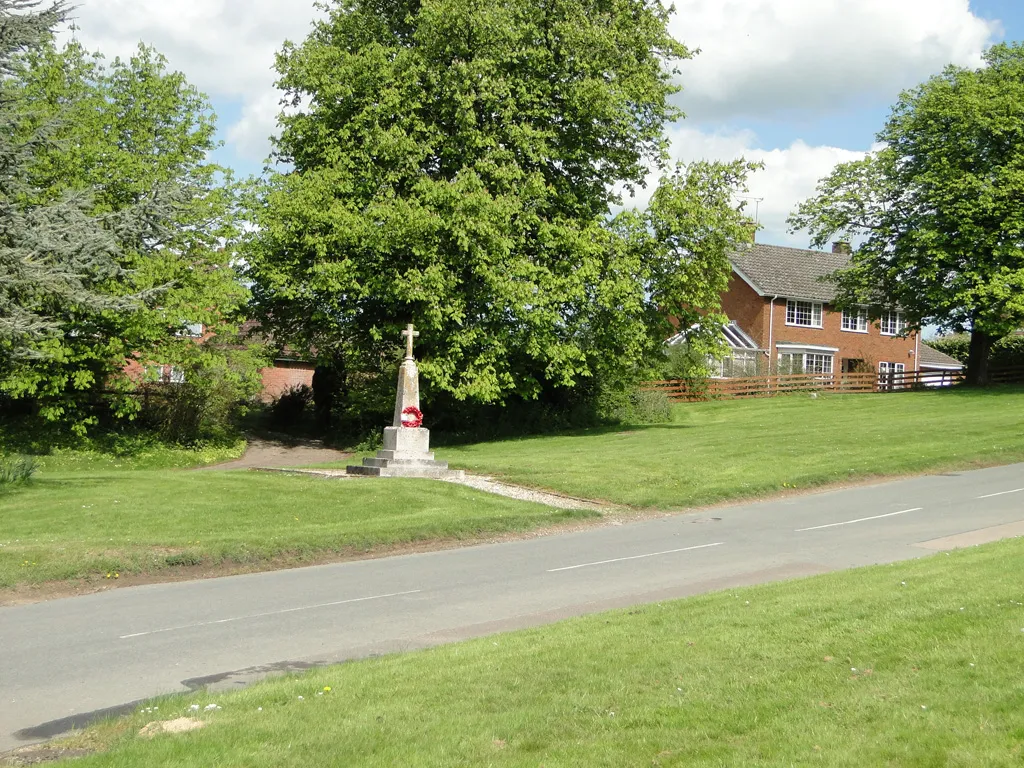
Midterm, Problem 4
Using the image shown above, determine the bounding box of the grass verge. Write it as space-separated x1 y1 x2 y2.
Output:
40 537 1024 767
438 386 1024 508
0 470 590 591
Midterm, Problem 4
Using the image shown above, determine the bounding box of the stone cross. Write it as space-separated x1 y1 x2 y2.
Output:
401 323 419 359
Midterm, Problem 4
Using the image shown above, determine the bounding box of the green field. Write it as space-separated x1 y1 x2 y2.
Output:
440 387 1024 508
4 387 1024 592
45 537 1024 767
0 468 588 591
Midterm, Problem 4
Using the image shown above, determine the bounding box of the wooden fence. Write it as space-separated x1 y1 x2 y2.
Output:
642 365 1024 402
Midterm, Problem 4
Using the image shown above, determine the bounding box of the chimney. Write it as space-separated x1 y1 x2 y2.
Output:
832 241 851 254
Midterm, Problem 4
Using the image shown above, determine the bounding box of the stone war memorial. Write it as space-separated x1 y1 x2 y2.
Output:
347 325 464 479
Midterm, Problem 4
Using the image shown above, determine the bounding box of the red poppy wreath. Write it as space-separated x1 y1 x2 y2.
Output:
401 406 423 428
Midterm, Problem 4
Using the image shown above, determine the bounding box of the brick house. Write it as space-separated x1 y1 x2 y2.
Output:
125 320 316 401
711 242 962 380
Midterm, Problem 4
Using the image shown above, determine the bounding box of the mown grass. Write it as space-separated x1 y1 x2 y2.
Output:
438 386 1024 508
54 537 1024 767
0 470 589 589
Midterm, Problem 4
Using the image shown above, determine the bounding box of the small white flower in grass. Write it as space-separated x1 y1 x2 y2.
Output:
297 696 304 700
204 704 221 711
189 704 200 711
257 707 262 712
901 582 906 586
921 705 927 710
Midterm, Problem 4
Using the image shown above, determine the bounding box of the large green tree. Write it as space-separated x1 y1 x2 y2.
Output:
0 0 138 369
247 0 752 415
4 33 259 430
790 43 1024 385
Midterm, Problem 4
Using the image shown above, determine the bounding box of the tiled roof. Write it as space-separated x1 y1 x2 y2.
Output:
729 243 851 303
918 343 963 369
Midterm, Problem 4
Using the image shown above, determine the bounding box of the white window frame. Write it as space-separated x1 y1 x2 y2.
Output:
778 351 834 375
804 353 833 375
841 308 868 333
879 311 906 336
168 366 186 385
878 361 906 389
785 300 823 329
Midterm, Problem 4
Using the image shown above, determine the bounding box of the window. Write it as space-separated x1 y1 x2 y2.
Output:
879 361 906 389
805 354 833 375
786 300 823 328
879 311 905 336
168 366 186 385
841 308 868 333
779 352 834 375
716 351 759 378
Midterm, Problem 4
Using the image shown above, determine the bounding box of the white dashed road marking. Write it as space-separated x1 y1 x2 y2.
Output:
547 543 724 573
978 488 1024 500
120 590 423 639
796 508 923 533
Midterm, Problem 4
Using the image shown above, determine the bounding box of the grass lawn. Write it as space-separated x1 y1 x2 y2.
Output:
0 468 591 591
438 386 1024 508
47 537 1024 767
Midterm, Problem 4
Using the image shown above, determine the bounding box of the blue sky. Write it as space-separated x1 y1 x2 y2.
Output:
68 0 1024 246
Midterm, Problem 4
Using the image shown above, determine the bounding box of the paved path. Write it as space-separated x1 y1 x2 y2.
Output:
2 463 1023 752
196 439 352 471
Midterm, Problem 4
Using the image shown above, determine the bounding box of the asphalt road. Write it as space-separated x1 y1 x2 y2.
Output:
2 463 1023 751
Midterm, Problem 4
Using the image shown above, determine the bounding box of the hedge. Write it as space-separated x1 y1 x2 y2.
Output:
929 333 1024 368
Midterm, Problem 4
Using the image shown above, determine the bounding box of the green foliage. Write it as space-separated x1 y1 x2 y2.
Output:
0 0 145 366
790 43 1024 384
137 344 266 445
246 0 755 420
0 453 37 486
929 333 1024 368
605 387 672 425
2 34 258 433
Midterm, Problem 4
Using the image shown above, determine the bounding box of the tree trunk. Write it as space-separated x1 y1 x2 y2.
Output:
965 329 995 386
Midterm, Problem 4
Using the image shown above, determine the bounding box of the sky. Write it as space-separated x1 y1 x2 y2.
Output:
63 0 1024 248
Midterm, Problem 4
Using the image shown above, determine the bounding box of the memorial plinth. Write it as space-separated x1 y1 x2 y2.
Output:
347 325 464 479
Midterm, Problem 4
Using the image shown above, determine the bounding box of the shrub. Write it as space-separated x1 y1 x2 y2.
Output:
929 334 1024 368
0 454 38 486
604 387 673 425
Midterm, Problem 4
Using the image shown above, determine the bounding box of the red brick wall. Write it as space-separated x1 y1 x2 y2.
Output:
766 300 919 371
260 361 315 402
720 273 770 347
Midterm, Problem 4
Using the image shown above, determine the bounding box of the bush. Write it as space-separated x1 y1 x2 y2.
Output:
609 387 673 425
0 454 37 486
138 356 262 445
929 333 1024 368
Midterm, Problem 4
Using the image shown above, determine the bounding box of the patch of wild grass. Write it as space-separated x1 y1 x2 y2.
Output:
0 453 37 486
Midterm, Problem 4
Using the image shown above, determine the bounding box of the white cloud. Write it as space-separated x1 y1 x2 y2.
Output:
670 0 999 119
68 1 324 100
621 127 872 248
227 91 283 164
63 0 1000 166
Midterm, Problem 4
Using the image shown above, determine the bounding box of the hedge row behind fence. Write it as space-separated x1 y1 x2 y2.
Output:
929 333 1024 368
